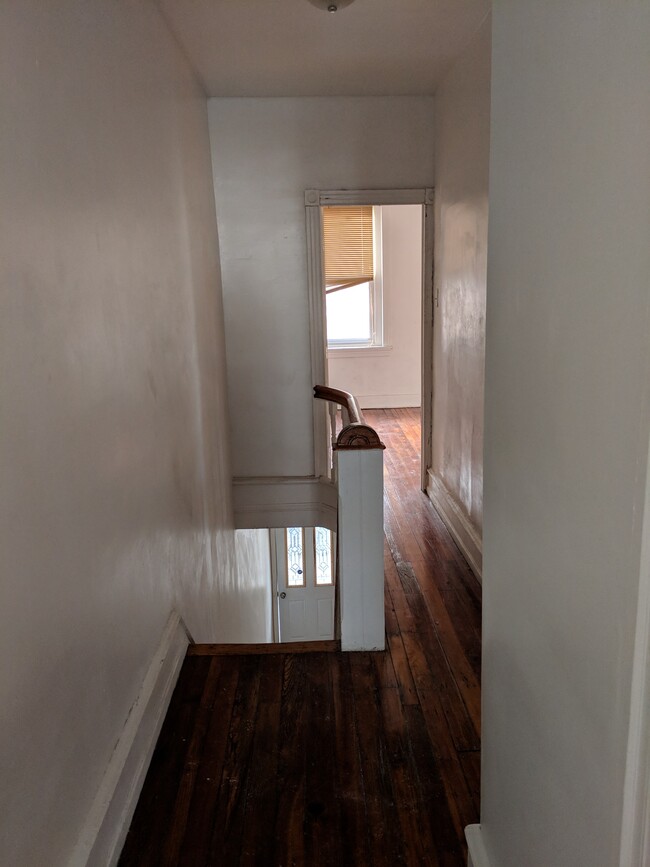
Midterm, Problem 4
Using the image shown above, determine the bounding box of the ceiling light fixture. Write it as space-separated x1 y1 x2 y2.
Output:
307 0 357 12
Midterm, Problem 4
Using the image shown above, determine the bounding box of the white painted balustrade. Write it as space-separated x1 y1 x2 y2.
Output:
314 386 385 651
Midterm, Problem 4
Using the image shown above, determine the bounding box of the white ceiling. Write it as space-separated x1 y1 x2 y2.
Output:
158 0 490 97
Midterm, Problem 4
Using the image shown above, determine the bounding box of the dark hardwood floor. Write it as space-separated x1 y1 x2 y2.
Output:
119 408 481 867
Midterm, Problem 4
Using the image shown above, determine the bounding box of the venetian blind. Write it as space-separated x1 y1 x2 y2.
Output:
322 206 374 291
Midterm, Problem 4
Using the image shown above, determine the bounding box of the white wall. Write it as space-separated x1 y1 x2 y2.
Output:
208 97 435 478
0 3 266 864
431 17 490 534
328 205 422 409
233 529 273 643
480 3 650 866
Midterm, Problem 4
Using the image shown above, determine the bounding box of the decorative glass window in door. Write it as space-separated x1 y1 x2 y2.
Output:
279 527 336 589
285 527 305 586
314 527 334 585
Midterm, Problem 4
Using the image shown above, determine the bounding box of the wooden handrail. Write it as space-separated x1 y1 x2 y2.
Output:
314 385 385 451
314 385 363 424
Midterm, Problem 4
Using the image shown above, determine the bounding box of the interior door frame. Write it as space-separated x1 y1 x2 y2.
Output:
305 187 435 489
620 440 650 866
269 529 281 643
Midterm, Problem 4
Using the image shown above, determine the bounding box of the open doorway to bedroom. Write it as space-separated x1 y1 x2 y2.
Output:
305 188 434 492
325 204 423 418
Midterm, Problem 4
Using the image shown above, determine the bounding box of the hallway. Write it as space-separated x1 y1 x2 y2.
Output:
119 409 482 866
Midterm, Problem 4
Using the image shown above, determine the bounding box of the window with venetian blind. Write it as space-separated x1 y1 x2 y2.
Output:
322 205 383 347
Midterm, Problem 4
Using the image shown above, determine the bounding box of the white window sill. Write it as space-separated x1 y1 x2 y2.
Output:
327 344 393 359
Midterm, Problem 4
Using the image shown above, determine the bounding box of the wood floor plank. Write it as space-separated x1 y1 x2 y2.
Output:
274 654 309 867
400 631 476 843
349 653 405 866
384 546 417 635
459 750 481 816
328 654 370 867
387 540 479 750
304 654 342 867
160 658 224 867
384 582 401 637
377 682 441 867
383 476 480 747
175 658 240 865
412 559 481 734
238 654 284 867
206 656 262 865
404 705 468 866
329 654 371 867
386 631 419 706
440 588 482 677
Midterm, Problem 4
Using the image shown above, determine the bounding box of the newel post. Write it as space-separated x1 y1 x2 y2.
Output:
336 443 385 651
314 386 385 651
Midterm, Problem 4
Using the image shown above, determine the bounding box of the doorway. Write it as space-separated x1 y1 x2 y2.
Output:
325 203 423 416
270 526 337 643
305 188 434 490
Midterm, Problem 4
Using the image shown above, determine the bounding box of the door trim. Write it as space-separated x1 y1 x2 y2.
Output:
305 188 435 490
619 436 650 866
269 529 281 643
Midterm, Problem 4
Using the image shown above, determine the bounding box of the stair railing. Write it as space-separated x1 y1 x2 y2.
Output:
314 386 386 651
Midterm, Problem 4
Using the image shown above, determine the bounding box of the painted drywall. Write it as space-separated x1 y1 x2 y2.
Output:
328 205 422 409
481 3 650 866
233 529 273 643
208 97 435 478
0 3 268 864
431 17 490 535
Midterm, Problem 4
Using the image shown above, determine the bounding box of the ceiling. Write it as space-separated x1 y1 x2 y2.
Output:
158 0 490 97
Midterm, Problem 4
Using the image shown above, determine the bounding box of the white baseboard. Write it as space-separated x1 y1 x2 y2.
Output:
357 393 421 409
466 825 492 867
427 471 482 582
233 475 338 531
72 611 190 867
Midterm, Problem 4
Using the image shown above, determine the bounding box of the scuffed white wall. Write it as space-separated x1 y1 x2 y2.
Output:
328 205 422 409
431 18 490 532
208 97 435 478
0 2 262 864
481 3 650 865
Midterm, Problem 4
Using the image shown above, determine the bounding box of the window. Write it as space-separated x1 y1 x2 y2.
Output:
323 205 383 348
285 527 306 586
314 526 334 585
280 527 336 588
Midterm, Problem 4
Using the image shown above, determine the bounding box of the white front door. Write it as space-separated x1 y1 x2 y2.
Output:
273 527 336 642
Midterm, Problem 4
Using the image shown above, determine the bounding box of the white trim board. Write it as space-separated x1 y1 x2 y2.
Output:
71 611 190 867
306 188 434 207
619 434 650 867
233 475 338 531
466 825 492 867
327 345 393 359
427 471 482 582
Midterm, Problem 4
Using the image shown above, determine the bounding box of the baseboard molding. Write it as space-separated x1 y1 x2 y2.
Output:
427 471 482 582
72 611 190 867
233 475 338 530
188 639 340 656
357 393 421 409
466 825 492 867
